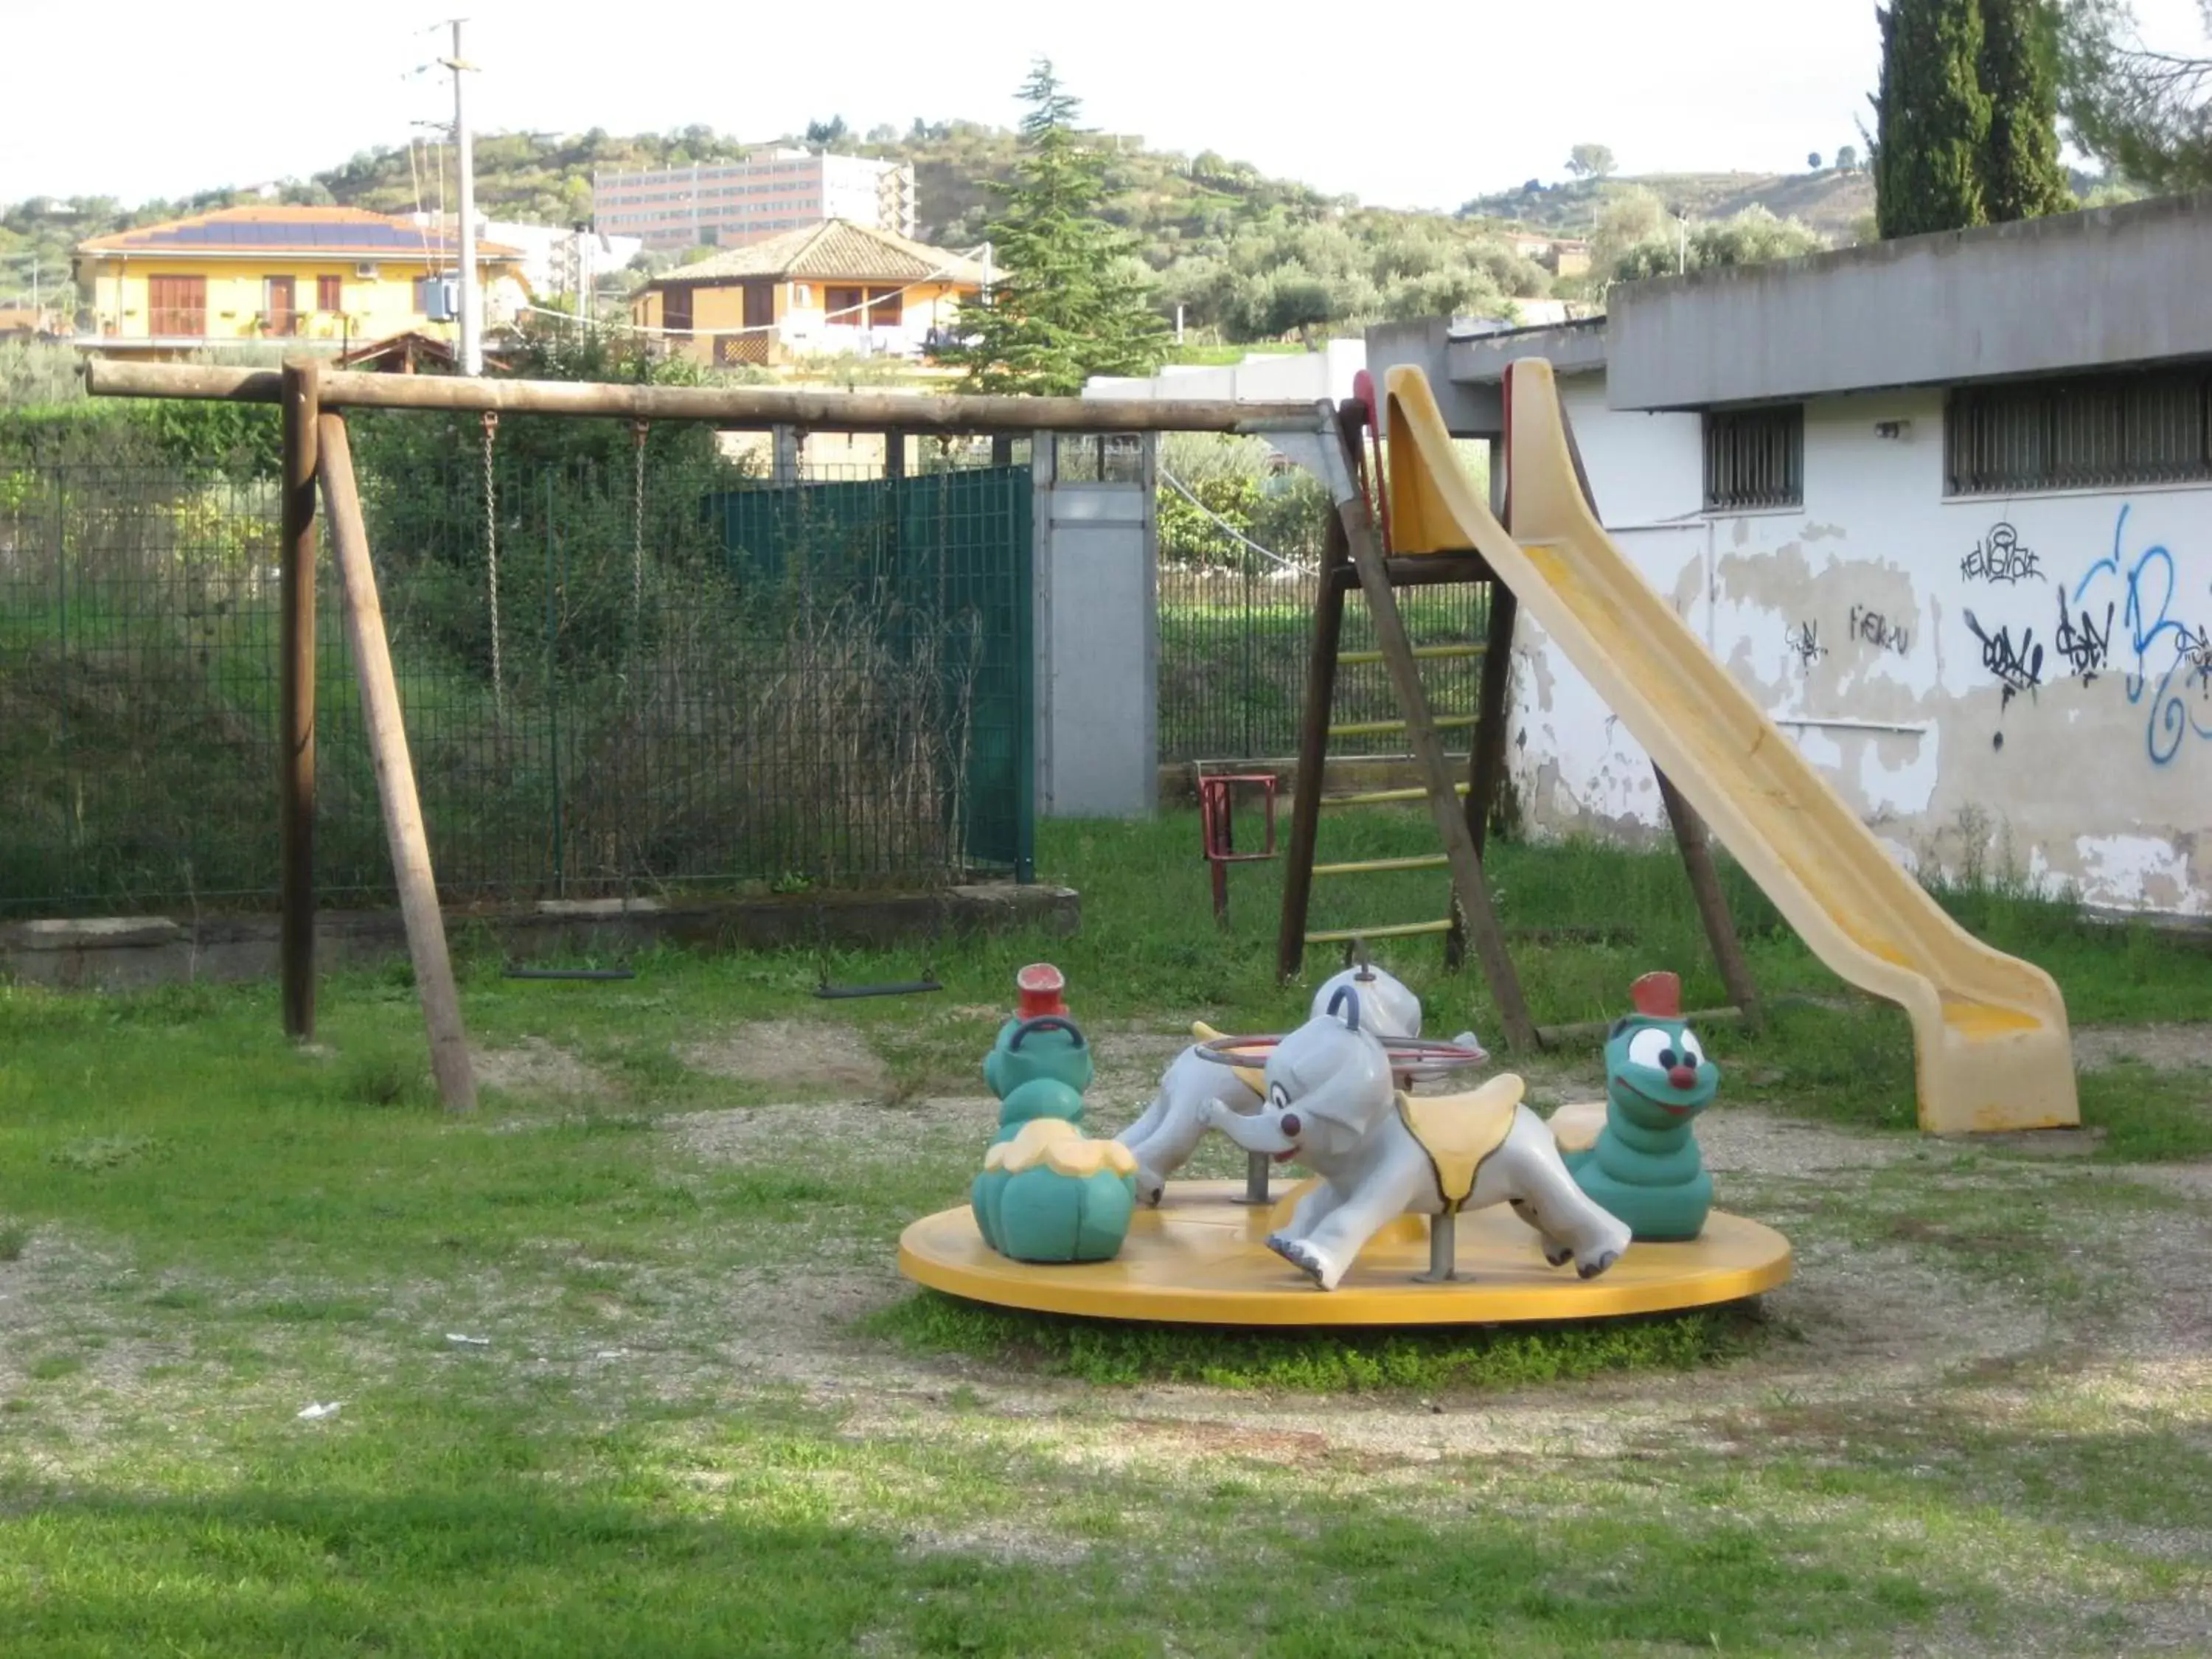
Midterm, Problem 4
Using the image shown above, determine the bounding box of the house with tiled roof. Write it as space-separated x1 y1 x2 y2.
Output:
74 206 531 353
627 220 990 366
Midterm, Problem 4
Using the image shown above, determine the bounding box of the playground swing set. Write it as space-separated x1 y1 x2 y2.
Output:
86 352 2081 1333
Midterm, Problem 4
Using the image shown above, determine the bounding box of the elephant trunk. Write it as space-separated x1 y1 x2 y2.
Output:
1204 1102 1300 1156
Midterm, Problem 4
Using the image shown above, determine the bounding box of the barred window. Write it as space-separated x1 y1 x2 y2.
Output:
1703 406 1803 512
1946 369 2212 495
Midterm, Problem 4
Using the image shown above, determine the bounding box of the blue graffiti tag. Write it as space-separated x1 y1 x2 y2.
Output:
2072 504 2212 765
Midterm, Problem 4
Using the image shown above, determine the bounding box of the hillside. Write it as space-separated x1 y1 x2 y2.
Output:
1461 170 1875 244
5 124 1567 345
4 126 1853 349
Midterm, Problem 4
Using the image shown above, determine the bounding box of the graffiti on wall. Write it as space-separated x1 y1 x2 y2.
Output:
1962 609 2044 709
2053 592 2114 685
2069 504 2212 765
1847 603 1911 657
1786 620 1827 667
1961 522 2042 585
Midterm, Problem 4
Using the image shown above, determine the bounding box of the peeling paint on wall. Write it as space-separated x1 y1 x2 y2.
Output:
1510 383 2212 917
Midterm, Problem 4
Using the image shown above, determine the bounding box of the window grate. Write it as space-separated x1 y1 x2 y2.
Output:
1946 369 2212 495
1703 406 1803 512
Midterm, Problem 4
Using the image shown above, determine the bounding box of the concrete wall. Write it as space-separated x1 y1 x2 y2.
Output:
1509 378 2212 916
1032 436 1160 818
1607 192 2212 411
1363 319 1503 437
1087 338 1368 407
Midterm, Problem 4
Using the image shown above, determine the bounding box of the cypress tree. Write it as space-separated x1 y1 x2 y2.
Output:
1978 0 2073 220
943 60 1169 397
1872 0 1993 237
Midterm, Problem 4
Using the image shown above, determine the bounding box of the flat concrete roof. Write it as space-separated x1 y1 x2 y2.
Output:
1369 191 2212 414
1609 190 2212 409
1447 316 1609 387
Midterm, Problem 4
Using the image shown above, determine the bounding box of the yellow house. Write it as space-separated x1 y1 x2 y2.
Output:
628 220 987 367
74 206 530 352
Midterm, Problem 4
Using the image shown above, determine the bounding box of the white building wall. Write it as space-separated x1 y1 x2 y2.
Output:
1512 377 2212 915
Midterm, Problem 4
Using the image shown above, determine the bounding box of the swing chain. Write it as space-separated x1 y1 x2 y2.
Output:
630 420 649 636
480 411 504 724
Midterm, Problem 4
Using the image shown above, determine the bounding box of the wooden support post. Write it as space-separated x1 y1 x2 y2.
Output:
1276 510 1351 981
1448 582 1519 970
883 429 906 484
1656 771 1761 1028
1325 434 1540 1054
279 359 321 1041
316 414 479 1112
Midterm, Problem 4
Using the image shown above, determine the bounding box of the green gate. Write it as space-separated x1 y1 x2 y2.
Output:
708 465 1034 881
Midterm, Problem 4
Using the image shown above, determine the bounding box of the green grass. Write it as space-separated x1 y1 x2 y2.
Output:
1 817 2208 1655
867 1290 1767 1390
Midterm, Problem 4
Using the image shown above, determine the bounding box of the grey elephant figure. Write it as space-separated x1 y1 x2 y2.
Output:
1115 964 1484 1206
1199 990 1630 1291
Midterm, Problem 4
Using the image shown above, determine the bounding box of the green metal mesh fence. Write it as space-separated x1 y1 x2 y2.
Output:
1155 517 1489 765
0 432 1032 919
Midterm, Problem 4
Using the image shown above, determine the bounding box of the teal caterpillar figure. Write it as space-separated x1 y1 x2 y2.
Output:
970 1002 1136 1265
1556 972 1716 1242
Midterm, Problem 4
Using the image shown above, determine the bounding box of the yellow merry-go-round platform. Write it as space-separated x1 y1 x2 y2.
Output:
898 1178 1792 1326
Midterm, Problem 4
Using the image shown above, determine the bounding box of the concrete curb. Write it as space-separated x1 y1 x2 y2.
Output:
0 883 1080 992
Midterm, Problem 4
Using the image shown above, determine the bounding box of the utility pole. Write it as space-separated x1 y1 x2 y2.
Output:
440 20 481 375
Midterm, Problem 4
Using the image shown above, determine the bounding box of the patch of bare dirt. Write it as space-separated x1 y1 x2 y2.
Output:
2073 1023 2212 1072
1697 1108 1969 1175
669 1096 995 1164
473 1037 608 1099
682 1020 891 1094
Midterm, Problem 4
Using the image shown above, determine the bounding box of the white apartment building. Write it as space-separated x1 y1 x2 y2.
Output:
592 148 917 253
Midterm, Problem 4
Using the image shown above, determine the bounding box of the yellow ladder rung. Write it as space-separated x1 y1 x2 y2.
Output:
1337 644 1488 665
1327 714 1476 737
1312 855 1452 877
1304 919 1455 944
1319 783 1470 807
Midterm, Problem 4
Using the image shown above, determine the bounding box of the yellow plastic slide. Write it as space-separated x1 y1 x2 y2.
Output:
1381 361 2077 1135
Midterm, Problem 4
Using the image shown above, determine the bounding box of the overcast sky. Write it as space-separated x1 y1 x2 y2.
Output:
7 0 2208 212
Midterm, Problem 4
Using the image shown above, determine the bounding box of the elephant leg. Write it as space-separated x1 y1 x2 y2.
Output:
1267 1178 1344 1257
1481 1112 1632 1279
1114 1093 1175 1205
1508 1199 1576 1268
1113 1091 1171 1152
1120 1060 1256 1206
1280 1169 1421 1293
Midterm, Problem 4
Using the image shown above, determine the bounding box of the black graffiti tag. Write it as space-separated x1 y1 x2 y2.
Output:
1848 603 1910 656
1961 522 2042 585
2183 625 2212 699
2053 592 2114 685
1964 608 2044 709
1786 621 1827 667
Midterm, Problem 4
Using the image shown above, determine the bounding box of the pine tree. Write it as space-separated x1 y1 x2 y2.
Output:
1872 0 1993 237
943 60 1169 397
1978 0 2073 220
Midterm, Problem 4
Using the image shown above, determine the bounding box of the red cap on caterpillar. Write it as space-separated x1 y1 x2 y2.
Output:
1629 971 1682 1018
1016 963 1068 1018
